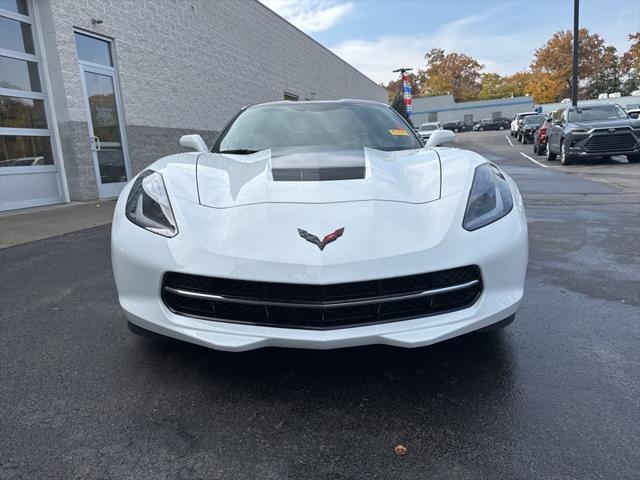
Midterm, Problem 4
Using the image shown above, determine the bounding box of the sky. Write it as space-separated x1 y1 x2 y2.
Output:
259 0 640 85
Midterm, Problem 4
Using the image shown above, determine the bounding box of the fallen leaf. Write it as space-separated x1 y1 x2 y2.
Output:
394 444 407 456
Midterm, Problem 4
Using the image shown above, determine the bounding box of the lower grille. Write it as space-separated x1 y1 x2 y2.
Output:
161 266 482 330
584 133 637 152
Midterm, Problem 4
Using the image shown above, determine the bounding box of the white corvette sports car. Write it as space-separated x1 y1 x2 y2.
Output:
111 100 528 352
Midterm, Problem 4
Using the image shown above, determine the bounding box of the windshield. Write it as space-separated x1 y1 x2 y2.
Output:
524 115 545 125
419 124 437 131
214 102 422 153
567 104 628 122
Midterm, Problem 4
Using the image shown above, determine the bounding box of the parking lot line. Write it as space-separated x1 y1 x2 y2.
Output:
505 135 514 147
519 151 550 169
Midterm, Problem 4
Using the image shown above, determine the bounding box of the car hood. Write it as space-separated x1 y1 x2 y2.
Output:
569 118 640 129
195 147 441 208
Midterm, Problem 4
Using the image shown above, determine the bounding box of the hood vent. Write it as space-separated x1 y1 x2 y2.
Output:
270 149 366 182
272 166 365 181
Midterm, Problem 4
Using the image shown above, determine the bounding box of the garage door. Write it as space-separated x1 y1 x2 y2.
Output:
0 1 64 211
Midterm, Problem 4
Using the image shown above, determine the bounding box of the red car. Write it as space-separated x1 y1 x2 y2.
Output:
533 113 554 156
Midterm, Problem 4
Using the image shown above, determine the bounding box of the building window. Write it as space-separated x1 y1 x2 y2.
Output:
428 112 438 122
0 0 28 14
0 3 54 169
464 114 473 125
283 92 298 101
491 111 502 119
74 32 113 66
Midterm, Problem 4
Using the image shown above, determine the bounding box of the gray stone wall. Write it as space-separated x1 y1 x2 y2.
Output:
125 126 219 175
37 0 387 201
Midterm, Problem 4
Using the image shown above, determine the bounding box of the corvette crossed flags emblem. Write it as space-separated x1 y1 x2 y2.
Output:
297 227 344 251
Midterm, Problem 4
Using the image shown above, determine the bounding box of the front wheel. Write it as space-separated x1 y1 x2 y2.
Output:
627 154 640 163
546 142 557 161
499 125 505 130
454 128 459 133
560 141 573 165
479 127 484 131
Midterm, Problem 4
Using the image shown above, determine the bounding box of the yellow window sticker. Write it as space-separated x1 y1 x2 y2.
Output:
389 129 409 136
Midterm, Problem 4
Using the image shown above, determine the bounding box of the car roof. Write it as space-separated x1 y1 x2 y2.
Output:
247 99 389 109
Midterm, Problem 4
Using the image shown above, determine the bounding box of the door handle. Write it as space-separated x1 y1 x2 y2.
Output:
90 136 101 151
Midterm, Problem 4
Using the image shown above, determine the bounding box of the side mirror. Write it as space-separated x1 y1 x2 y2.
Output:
179 134 208 152
426 129 456 147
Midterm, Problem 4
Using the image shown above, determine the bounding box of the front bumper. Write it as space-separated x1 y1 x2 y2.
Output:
112 184 528 351
566 130 640 157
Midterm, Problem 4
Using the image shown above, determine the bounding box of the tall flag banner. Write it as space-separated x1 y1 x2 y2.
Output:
402 72 412 117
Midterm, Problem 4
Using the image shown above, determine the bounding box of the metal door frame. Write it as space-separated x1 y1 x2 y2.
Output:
76 32 131 199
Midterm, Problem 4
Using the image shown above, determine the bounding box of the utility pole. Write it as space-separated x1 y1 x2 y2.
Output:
571 0 579 106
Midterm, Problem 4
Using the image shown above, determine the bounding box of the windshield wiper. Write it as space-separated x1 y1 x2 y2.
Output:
218 149 259 155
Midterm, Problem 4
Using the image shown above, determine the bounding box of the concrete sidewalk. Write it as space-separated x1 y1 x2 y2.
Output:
0 200 116 249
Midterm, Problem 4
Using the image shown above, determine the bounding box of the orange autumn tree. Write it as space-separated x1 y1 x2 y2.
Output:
531 28 607 100
417 48 484 102
621 32 640 94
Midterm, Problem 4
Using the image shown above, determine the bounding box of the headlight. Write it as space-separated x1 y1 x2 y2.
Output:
125 169 178 237
463 163 514 231
570 127 590 133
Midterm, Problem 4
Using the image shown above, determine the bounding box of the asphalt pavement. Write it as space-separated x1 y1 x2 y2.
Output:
1 131 639 479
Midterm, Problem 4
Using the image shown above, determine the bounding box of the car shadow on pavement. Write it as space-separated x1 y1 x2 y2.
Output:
129 330 520 415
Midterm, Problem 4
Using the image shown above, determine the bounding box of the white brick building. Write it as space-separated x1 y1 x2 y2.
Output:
0 0 386 211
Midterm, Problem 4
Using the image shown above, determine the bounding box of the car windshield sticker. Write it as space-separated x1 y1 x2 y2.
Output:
389 129 409 136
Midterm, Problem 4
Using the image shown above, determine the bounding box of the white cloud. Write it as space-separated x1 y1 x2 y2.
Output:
331 4 537 84
260 0 354 33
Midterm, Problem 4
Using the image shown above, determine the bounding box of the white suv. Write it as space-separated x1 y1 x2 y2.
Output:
418 122 442 141
510 112 539 137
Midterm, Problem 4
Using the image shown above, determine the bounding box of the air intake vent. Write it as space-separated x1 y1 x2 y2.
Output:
272 166 365 181
162 266 483 330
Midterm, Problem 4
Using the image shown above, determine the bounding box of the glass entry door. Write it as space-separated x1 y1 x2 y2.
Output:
79 64 130 198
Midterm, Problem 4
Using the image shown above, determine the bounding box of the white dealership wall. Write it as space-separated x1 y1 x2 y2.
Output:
10 0 386 207
411 95 534 125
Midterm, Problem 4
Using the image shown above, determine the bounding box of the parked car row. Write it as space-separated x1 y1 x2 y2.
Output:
511 103 640 165
473 117 511 131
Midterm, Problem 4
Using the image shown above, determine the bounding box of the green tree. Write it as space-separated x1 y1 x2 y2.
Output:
584 45 622 98
479 73 510 100
390 91 412 126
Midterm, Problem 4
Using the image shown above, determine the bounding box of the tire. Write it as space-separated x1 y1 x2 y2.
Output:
627 154 640 163
476 314 515 333
479 127 484 131
534 144 540 155
522 136 528 145
546 141 557 161
127 320 164 340
454 128 459 133
560 140 573 165
499 125 505 130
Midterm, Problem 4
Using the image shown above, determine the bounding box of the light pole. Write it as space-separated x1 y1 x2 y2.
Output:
571 0 579 107
392 68 414 118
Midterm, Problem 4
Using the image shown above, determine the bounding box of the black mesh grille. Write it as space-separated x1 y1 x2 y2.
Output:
162 266 482 330
584 133 637 152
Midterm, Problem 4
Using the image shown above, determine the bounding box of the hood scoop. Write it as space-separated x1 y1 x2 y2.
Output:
196 147 441 208
271 149 366 181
